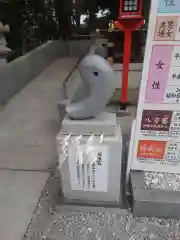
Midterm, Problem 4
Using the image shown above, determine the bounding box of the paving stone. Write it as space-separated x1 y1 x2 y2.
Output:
0 170 49 240
0 58 77 170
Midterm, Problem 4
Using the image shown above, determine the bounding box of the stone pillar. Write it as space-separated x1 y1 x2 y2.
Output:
0 22 11 69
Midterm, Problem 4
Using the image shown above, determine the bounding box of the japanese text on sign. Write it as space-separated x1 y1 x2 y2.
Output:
140 110 180 138
137 140 180 166
137 140 166 160
155 16 178 41
145 45 172 103
141 110 172 132
68 144 109 192
158 0 180 14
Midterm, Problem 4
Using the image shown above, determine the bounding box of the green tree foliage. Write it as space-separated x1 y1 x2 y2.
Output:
0 0 151 59
54 0 73 39
0 0 25 51
0 0 72 55
74 0 119 31
22 0 59 52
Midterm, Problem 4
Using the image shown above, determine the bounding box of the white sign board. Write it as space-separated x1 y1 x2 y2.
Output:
131 0 180 173
68 143 109 192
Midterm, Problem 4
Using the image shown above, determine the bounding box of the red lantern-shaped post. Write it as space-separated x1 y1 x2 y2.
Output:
115 0 145 110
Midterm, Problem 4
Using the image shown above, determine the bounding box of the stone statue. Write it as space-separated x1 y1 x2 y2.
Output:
0 22 11 69
66 54 116 120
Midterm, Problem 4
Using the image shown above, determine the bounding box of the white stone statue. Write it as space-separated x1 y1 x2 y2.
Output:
66 54 116 120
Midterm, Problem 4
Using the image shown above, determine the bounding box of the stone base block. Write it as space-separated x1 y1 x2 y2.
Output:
130 170 180 218
60 112 117 136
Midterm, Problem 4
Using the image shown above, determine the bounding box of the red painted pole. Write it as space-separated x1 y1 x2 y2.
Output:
121 28 132 104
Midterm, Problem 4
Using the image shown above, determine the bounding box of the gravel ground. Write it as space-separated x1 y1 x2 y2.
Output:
23 106 180 240
24 171 180 240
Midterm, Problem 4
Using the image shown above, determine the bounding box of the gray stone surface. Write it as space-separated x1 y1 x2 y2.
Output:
0 38 142 107
24 172 180 240
69 40 92 57
131 171 180 218
107 105 136 136
144 172 180 191
59 134 123 203
133 198 180 218
0 41 69 105
113 63 142 89
0 56 80 240
60 112 117 135
0 57 77 170
0 170 49 240
66 54 116 119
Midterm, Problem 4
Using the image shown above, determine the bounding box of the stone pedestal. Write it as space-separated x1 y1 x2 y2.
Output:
57 112 123 205
60 112 117 136
130 170 180 218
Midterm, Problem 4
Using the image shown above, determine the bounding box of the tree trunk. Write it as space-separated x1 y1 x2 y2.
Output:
74 11 81 31
88 11 95 31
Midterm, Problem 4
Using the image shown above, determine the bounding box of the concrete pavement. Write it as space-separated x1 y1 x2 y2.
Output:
0 170 49 240
0 57 77 170
0 57 77 240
